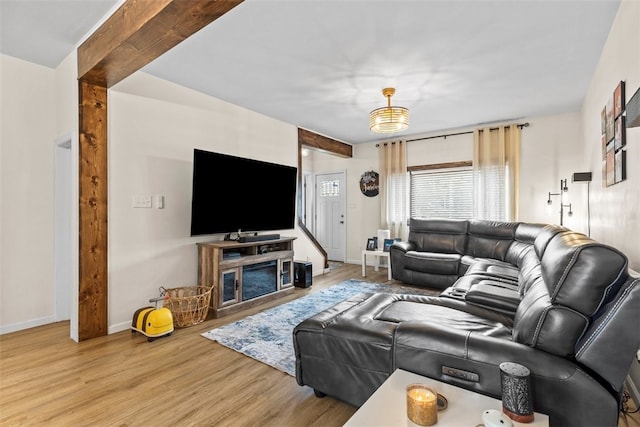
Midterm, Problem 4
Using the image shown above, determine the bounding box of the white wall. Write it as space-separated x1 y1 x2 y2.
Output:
54 51 80 341
519 112 587 233
0 55 57 332
579 0 640 399
581 0 640 271
107 72 317 332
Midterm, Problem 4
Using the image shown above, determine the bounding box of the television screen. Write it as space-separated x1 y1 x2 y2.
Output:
190 149 297 236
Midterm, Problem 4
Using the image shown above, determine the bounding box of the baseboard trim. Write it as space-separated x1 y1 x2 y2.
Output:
109 321 131 335
0 315 57 335
626 371 640 408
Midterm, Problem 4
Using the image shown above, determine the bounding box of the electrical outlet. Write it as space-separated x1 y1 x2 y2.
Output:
132 195 152 208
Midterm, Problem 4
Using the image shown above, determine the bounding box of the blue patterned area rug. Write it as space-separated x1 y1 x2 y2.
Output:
201 279 435 377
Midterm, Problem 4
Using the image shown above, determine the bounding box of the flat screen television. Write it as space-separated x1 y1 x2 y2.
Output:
190 149 297 236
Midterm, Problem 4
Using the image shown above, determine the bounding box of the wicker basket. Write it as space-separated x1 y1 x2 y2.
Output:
161 286 212 328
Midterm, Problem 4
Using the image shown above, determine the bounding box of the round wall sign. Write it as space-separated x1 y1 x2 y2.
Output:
360 171 379 197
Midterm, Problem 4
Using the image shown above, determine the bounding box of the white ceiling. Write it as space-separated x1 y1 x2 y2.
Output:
1 0 621 144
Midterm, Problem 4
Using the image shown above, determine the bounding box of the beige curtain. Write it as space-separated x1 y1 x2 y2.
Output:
473 125 521 221
379 140 409 240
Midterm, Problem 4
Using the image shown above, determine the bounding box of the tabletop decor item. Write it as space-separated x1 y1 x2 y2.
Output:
406 383 438 426
500 362 534 423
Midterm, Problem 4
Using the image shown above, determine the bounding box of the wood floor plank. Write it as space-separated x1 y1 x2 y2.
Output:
1 263 638 426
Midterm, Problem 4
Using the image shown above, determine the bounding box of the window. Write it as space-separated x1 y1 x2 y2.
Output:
410 167 473 220
320 179 339 197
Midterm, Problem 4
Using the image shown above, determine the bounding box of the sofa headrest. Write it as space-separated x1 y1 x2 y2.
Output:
541 231 629 316
409 218 468 234
468 220 519 239
533 224 567 259
466 220 519 262
408 218 469 255
515 223 547 243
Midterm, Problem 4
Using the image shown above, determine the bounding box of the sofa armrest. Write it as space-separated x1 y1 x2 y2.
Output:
389 240 415 254
465 283 520 315
393 322 619 427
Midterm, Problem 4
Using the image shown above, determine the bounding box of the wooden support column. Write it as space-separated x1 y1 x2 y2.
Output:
77 0 243 340
78 81 108 340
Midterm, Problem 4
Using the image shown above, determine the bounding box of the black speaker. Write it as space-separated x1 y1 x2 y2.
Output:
294 261 312 288
572 172 592 182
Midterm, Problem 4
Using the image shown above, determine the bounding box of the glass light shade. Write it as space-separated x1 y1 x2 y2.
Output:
369 106 410 133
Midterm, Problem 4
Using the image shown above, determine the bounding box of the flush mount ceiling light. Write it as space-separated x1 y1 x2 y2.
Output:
369 87 410 133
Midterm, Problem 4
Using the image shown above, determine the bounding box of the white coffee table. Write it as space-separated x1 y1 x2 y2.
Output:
361 249 392 280
344 368 549 427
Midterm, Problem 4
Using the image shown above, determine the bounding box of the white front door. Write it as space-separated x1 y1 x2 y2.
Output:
314 172 346 262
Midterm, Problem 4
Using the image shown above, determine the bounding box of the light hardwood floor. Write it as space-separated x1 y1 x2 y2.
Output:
1 263 638 426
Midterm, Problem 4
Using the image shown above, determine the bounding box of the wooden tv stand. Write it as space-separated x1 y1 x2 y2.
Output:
197 236 296 318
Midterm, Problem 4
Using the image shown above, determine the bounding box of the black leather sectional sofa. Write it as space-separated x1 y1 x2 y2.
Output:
293 219 640 427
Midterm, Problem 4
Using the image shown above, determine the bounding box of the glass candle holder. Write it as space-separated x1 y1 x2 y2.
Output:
406 384 438 426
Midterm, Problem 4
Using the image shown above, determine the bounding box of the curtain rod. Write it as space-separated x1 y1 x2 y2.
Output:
405 122 530 143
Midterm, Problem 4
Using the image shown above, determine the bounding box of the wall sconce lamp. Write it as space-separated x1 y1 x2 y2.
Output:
547 178 572 225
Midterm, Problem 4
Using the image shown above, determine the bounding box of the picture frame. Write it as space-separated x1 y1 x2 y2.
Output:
615 150 626 183
606 95 615 142
606 149 615 187
366 238 376 251
614 116 626 150
383 238 394 252
614 80 625 118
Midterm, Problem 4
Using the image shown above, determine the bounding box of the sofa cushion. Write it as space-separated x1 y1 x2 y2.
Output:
376 300 512 338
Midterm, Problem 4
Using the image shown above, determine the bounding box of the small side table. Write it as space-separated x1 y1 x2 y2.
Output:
344 368 549 427
361 249 392 280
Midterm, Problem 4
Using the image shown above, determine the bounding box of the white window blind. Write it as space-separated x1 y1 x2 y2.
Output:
410 168 473 219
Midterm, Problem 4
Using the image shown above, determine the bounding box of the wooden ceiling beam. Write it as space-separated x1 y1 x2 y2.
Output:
78 0 244 87
298 128 353 158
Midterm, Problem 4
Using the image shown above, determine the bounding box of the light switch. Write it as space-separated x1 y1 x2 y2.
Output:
153 195 164 209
